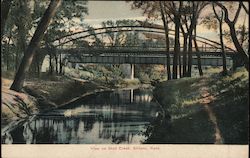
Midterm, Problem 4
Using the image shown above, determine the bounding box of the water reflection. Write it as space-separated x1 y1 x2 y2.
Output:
2 89 161 144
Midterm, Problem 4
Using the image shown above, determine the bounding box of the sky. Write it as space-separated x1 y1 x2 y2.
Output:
81 1 249 47
84 1 145 27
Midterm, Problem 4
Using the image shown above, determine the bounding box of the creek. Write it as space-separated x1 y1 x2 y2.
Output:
2 88 162 144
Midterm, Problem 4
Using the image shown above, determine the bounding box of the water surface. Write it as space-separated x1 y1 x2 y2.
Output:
2 88 161 144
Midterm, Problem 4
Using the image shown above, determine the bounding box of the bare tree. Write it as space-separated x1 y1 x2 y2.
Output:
160 1 171 80
212 3 227 75
172 2 182 79
215 2 249 71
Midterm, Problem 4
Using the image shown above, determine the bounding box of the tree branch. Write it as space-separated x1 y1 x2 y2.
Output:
241 2 249 15
233 2 242 24
212 3 222 23
214 2 231 24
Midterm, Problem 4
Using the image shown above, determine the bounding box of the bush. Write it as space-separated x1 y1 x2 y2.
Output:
78 71 94 80
149 71 164 81
119 78 140 87
138 72 151 84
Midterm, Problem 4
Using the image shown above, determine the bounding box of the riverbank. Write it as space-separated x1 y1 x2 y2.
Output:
149 67 248 144
1 75 109 128
1 74 148 129
1 78 38 127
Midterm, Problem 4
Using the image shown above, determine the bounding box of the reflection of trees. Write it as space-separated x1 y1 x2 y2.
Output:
23 121 35 144
84 89 154 105
9 125 25 143
143 111 172 143
4 115 153 144
3 89 162 144
2 132 13 144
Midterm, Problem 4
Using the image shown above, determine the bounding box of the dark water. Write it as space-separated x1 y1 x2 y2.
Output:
2 88 162 144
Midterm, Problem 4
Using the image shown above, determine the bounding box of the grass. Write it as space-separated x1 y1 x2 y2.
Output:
1 73 110 128
1 70 15 80
207 67 249 144
118 78 141 87
147 67 248 144
24 75 109 108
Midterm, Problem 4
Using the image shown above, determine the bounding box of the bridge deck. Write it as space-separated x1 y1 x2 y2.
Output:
59 47 236 66
67 54 232 66
60 47 236 57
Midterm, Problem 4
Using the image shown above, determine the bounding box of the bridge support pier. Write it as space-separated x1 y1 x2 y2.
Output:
121 64 135 80
130 64 134 80
130 89 134 103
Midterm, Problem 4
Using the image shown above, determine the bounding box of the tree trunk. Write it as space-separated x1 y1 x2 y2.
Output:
194 25 203 76
6 30 12 71
10 0 62 91
228 22 249 71
182 34 188 77
36 57 40 77
59 52 63 74
187 29 193 77
187 9 197 77
219 21 227 75
160 2 171 80
49 52 53 75
54 53 58 74
16 24 27 72
178 54 182 78
173 14 181 79
15 52 20 71
216 2 249 71
6 51 10 71
213 4 227 75
1 0 13 41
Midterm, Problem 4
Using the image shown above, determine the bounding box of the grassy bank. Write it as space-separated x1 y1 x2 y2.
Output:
1 78 38 127
24 75 111 110
149 67 248 144
1 74 110 127
1 72 143 127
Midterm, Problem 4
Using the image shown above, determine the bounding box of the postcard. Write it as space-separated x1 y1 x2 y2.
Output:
1 1 249 157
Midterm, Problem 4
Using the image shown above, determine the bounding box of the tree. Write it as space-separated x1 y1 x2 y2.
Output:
10 0 62 92
1 0 13 41
164 1 207 77
212 3 227 75
160 1 171 80
215 2 249 71
193 24 203 76
171 2 182 79
13 0 33 70
127 1 173 80
185 2 208 77
28 0 88 76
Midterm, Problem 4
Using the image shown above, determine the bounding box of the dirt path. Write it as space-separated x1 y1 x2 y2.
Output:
200 87 223 144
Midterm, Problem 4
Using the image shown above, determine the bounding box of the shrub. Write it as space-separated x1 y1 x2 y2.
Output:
138 72 151 84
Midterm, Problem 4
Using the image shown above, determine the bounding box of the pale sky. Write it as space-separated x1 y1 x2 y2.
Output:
84 1 145 27
81 1 248 48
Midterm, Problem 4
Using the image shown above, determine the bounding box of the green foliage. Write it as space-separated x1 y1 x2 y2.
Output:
65 64 126 86
92 19 140 47
119 78 141 87
1 0 89 74
138 72 151 83
136 65 165 83
150 68 249 144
